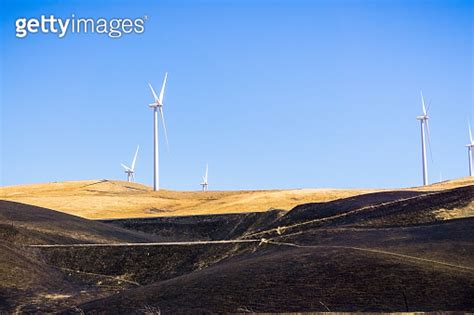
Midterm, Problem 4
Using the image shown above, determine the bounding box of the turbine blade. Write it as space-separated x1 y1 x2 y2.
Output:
131 145 140 171
159 72 168 104
159 107 169 151
121 163 131 171
426 100 432 115
420 91 427 115
148 83 159 102
425 120 434 163
205 164 208 182
469 122 473 143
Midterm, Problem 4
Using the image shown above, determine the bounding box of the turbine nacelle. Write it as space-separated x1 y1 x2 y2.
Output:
416 115 429 121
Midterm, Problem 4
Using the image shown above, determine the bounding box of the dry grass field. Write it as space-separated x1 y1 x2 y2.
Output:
0 180 373 219
1 177 473 220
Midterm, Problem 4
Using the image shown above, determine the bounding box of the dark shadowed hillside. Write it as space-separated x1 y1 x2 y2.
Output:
63 185 474 313
0 201 160 313
0 200 159 245
71 236 474 313
248 185 474 238
100 209 285 241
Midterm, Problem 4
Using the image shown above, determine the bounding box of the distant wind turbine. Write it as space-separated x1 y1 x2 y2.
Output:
121 145 140 182
416 91 433 186
466 123 474 176
148 73 169 191
200 164 208 192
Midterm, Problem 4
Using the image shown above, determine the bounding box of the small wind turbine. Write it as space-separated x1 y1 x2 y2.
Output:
121 145 140 182
466 123 474 176
200 164 208 192
148 73 169 191
416 91 432 186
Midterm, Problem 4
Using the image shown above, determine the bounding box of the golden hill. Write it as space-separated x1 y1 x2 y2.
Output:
1 177 473 220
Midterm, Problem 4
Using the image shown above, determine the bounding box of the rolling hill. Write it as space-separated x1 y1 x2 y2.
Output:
0 178 473 313
1 177 473 220
65 181 474 313
0 179 375 219
0 200 161 313
0 200 159 245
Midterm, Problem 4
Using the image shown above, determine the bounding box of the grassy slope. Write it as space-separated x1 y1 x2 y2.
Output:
0 179 374 219
1 177 473 220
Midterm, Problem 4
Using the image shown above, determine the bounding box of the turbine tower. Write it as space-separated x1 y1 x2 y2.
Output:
200 164 208 192
148 73 169 191
121 145 140 182
467 123 474 176
416 91 432 186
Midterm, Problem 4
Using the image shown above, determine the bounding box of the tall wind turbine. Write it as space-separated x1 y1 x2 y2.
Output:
200 164 208 192
121 145 140 182
467 123 474 176
148 73 169 191
416 91 432 186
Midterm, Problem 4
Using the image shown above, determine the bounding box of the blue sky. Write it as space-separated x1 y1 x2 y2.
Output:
1 0 473 190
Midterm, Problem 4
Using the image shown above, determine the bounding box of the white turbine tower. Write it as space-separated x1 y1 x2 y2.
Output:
200 164 208 192
466 123 474 176
416 91 432 186
148 73 169 191
121 145 140 182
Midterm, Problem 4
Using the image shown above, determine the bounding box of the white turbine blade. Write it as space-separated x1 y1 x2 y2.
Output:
159 107 169 151
469 122 473 143
121 163 131 171
425 120 434 162
159 72 168 104
205 164 208 182
420 91 427 115
426 100 432 115
148 83 159 102
131 145 140 171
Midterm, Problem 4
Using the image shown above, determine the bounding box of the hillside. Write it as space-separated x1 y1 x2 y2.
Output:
0 201 163 313
71 218 474 313
0 200 159 245
0 179 375 219
1 178 473 313
1 177 473 220
65 182 474 313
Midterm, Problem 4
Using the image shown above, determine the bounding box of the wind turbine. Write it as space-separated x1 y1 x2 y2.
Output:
466 123 474 176
148 73 169 191
121 145 140 182
200 164 208 192
416 91 432 186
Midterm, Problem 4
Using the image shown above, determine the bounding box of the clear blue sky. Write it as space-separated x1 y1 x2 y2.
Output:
1 0 473 190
